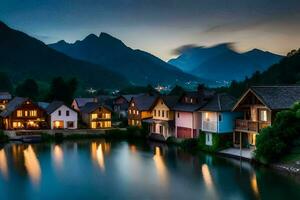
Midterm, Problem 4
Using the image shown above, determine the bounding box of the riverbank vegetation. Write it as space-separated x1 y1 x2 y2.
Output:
255 102 300 164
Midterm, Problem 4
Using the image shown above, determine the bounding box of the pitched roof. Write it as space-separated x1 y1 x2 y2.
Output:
0 97 28 117
151 95 180 110
0 92 12 100
74 98 94 108
250 86 300 110
131 95 157 111
38 102 50 109
45 101 65 114
80 102 112 114
173 103 204 112
199 93 236 112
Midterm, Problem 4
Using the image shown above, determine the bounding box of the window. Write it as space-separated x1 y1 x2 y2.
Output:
190 98 193 103
260 110 268 122
131 102 135 107
129 109 132 114
153 110 156 116
67 121 74 128
177 112 180 118
58 110 61 116
162 110 165 117
29 110 37 117
205 133 213 146
91 122 97 129
137 110 139 115
66 110 70 116
17 110 22 117
91 113 98 119
166 111 169 118
133 110 136 114
219 114 222 121
205 112 209 121
24 111 28 117
158 110 160 117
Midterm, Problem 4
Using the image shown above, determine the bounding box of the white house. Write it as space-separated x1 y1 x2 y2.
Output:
46 101 78 129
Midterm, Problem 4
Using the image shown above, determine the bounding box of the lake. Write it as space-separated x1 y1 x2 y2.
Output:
0 139 299 200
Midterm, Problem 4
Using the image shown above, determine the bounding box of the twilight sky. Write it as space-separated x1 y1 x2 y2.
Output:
1 0 300 60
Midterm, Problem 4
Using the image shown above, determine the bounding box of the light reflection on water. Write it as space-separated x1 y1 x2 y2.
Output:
0 141 299 199
0 149 8 179
23 145 41 186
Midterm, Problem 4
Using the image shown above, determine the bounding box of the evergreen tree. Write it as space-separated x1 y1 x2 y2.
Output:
15 79 39 100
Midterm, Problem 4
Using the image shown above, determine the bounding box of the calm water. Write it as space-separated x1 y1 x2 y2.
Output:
0 140 299 200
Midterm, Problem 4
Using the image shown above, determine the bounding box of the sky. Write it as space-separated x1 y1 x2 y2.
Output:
0 0 300 61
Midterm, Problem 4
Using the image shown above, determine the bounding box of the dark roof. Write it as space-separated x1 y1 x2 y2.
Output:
173 103 204 112
97 95 113 103
162 96 180 109
46 101 65 114
0 97 28 117
122 94 144 102
74 98 94 108
38 102 50 109
131 95 157 111
250 86 300 110
81 102 112 114
0 92 12 100
199 93 236 112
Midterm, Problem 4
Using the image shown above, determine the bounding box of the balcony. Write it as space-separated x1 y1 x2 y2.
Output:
202 121 217 132
235 119 271 132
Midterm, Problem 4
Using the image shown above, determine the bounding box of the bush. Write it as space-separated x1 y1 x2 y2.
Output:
198 131 232 152
255 102 300 164
0 130 8 143
180 138 200 152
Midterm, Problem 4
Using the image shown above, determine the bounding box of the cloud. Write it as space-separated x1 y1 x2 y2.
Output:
171 44 201 55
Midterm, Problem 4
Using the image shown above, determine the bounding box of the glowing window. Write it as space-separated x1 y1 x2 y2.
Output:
17 110 22 117
91 114 98 119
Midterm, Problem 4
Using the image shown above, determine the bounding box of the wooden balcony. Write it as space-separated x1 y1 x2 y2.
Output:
235 119 271 132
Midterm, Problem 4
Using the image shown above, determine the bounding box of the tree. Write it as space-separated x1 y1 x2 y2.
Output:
15 79 39 100
0 72 13 92
47 77 78 104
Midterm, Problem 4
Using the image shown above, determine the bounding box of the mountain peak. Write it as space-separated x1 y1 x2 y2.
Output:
0 21 9 29
84 33 98 41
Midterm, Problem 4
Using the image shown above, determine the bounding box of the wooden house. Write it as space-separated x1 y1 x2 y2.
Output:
71 98 95 112
81 102 112 129
0 92 12 111
0 97 47 130
113 94 144 118
128 95 157 127
232 86 300 148
144 96 179 140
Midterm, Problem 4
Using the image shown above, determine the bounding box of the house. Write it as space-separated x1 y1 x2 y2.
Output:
198 93 242 147
128 95 157 127
71 98 95 111
0 97 47 130
81 102 112 129
46 101 78 129
0 92 12 110
174 85 214 139
232 86 300 148
113 94 144 118
144 96 179 140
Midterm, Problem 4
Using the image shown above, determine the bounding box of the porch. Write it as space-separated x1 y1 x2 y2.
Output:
143 119 175 139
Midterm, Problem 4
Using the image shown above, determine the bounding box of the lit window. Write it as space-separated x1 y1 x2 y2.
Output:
137 110 139 115
91 122 97 129
190 98 193 103
205 112 209 121
91 113 98 119
129 109 131 114
29 110 37 117
24 111 28 117
17 110 22 117
260 110 268 122
133 110 136 114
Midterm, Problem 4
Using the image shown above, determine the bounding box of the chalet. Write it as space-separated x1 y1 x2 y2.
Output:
174 86 214 139
0 97 47 130
144 96 179 140
0 92 12 111
71 98 95 111
81 102 112 129
198 93 242 146
46 101 78 129
113 94 144 118
232 86 300 148
128 95 157 127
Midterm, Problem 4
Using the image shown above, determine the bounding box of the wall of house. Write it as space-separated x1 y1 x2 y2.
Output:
50 105 78 129
71 100 80 111
175 111 201 138
218 112 242 133
152 99 174 120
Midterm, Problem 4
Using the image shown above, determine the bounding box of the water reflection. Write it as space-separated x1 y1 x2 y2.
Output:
202 164 218 199
251 172 260 199
23 145 41 185
91 142 108 171
0 149 8 179
129 145 137 154
153 146 168 185
52 145 64 170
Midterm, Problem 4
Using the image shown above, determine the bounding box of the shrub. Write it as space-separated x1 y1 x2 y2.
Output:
255 102 300 164
0 130 8 143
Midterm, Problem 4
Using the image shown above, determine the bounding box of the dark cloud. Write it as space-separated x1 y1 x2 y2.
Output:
172 44 201 55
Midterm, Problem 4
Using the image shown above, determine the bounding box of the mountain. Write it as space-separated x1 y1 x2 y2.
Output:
220 49 300 97
49 33 199 86
0 21 128 88
168 43 283 81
